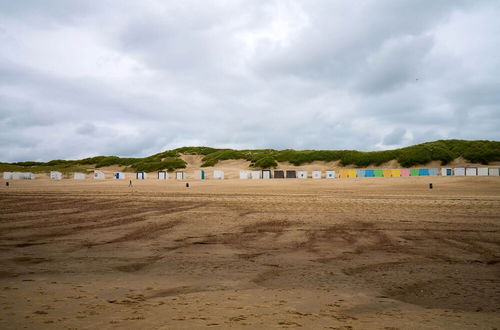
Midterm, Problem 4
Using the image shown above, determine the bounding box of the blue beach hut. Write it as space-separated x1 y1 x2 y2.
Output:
419 169 429 176
365 169 375 177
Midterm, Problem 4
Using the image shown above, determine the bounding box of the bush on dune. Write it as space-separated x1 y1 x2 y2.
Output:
131 157 187 172
3 140 499 172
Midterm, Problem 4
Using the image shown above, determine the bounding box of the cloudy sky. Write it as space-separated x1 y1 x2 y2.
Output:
1 0 499 161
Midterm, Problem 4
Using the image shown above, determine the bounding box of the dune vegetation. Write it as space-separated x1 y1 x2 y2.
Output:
1 140 499 173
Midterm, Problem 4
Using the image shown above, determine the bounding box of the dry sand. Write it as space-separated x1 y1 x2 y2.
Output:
0 177 499 329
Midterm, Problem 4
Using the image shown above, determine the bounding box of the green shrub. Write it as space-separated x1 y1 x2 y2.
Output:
76 156 108 165
132 157 187 172
174 146 218 155
201 149 247 167
95 156 122 168
147 150 179 160
0 163 90 174
90 156 140 168
253 156 278 169
12 161 45 166
46 159 74 166
397 147 432 167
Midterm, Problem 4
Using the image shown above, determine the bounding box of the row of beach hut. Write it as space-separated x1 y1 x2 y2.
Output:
2 172 36 180
241 168 499 179
3 167 500 181
2 170 224 180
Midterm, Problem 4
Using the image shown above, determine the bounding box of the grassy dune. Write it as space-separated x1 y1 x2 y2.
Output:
1 139 499 172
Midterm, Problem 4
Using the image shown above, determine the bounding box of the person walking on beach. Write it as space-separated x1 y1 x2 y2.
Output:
129 180 133 187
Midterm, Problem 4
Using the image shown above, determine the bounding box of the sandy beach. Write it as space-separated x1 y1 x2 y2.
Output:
0 176 499 329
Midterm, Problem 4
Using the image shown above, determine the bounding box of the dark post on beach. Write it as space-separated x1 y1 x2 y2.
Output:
186 183 189 188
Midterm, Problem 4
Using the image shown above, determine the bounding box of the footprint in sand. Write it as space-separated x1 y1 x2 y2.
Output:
278 320 303 327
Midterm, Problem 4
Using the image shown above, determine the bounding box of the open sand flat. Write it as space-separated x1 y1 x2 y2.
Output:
0 177 499 329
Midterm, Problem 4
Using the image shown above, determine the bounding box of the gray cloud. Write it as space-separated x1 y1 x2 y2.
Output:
75 122 97 135
0 0 499 162
383 128 407 146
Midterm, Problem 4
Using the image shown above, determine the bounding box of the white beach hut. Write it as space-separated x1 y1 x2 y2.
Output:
3 172 13 180
441 168 453 176
326 171 335 179
12 172 25 180
454 168 465 176
74 173 86 180
114 172 126 179
50 171 62 180
213 170 224 180
194 170 206 180
312 171 322 179
136 172 147 180
12 172 35 180
298 171 308 179
94 170 105 179
477 168 489 176
262 170 271 179
158 171 169 180
239 171 250 179
488 168 499 176
11 172 23 180
176 171 186 180
251 170 261 179
465 168 477 176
